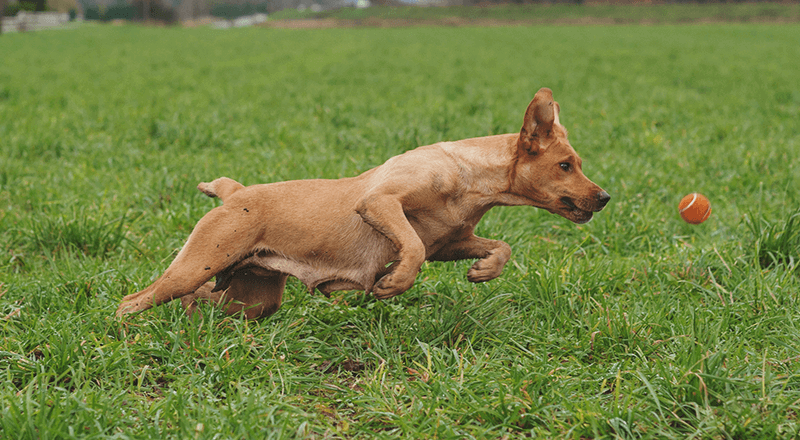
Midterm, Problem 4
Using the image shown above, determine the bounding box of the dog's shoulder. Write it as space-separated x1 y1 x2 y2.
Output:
369 143 458 182
438 133 518 156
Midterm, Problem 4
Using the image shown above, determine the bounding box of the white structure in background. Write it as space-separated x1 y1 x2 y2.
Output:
211 12 268 29
296 3 322 12
356 0 370 8
1 11 74 33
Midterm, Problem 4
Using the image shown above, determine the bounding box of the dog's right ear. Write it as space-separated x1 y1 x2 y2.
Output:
517 87 556 155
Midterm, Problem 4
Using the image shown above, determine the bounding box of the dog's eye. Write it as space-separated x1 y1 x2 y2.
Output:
560 163 571 172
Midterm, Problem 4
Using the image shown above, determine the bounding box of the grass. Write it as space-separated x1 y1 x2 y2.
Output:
1 19 800 439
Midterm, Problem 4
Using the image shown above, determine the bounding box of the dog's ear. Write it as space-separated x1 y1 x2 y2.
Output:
553 102 561 126
518 87 557 155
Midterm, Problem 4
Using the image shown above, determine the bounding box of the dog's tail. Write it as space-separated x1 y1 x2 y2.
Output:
197 177 244 203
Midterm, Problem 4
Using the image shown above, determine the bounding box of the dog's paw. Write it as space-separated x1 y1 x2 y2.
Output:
373 272 415 300
467 258 504 283
116 291 158 317
180 296 201 317
115 300 142 317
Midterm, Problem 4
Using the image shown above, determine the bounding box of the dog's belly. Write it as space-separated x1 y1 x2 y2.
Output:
219 249 381 297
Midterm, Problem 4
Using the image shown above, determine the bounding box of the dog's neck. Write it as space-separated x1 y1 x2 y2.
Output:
437 133 530 207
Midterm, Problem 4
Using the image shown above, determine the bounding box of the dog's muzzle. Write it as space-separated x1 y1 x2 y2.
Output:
561 190 610 224
596 190 611 210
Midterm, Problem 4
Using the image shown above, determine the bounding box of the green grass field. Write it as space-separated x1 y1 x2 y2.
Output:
1 20 800 439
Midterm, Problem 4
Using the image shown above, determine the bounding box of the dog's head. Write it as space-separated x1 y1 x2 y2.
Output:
511 88 610 224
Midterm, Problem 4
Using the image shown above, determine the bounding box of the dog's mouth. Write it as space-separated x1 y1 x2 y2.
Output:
560 197 594 224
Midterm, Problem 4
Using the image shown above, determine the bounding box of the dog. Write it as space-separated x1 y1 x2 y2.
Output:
116 88 610 320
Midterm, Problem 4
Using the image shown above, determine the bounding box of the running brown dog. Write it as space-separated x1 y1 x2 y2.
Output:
116 88 610 320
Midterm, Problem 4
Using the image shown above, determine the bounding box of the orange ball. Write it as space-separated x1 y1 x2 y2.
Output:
678 193 712 224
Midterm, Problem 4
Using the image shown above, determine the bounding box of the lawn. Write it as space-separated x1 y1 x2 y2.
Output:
1 21 800 439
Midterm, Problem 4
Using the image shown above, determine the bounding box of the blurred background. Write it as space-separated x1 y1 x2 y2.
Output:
4 0 796 33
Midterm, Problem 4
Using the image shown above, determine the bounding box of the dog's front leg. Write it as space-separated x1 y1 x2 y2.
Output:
356 195 426 300
429 236 512 283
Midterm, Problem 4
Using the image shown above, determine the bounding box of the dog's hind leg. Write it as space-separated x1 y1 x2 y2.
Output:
429 235 512 283
116 205 257 317
181 268 287 320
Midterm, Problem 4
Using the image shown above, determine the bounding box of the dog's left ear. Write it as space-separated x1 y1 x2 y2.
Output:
518 87 559 155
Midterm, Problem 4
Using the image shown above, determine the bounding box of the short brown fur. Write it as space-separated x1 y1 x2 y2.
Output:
117 88 610 320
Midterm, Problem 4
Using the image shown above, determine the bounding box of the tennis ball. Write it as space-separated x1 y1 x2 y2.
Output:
678 193 712 224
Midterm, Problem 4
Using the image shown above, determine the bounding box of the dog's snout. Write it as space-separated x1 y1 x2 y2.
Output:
596 190 610 209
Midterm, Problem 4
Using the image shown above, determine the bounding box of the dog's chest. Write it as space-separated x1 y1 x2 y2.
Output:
407 207 482 251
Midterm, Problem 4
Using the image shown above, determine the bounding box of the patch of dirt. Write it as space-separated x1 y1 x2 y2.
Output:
263 15 799 29
264 17 612 29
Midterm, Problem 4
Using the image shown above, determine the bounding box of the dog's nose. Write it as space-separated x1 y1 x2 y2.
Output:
596 190 611 209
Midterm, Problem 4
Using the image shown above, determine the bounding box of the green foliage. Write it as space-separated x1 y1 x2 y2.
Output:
83 5 102 20
210 2 268 20
1 22 799 439
103 4 138 21
3 1 37 16
84 4 139 22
